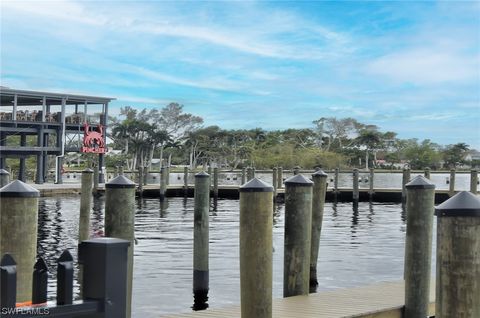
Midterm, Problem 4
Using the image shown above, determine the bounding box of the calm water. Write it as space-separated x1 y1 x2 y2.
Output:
37 196 437 318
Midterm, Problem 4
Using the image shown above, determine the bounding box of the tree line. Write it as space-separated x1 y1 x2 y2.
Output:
107 103 475 171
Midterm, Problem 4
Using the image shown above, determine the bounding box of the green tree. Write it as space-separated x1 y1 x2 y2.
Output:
442 143 469 168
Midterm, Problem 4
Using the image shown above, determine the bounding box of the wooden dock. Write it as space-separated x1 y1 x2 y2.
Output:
160 280 435 318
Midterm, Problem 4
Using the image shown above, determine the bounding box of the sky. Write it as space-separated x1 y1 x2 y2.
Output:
1 0 479 149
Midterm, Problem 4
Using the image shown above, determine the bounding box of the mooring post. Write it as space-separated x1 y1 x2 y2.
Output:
272 167 278 201
105 175 136 318
435 191 480 318
0 168 10 188
310 170 328 288
284 174 313 297
92 164 99 196
334 168 339 194
471 169 478 194
138 166 144 194
213 167 219 199
424 167 431 179
241 167 246 185
293 166 300 176
240 178 273 318
352 169 359 202
79 168 93 243
404 175 435 318
402 168 411 203
120 166 124 175
277 167 283 189
246 167 252 181
115 166 119 177
369 168 374 198
184 166 189 196
79 237 130 318
449 168 456 197
252 167 256 179
160 167 167 202
193 171 210 310
0 180 39 303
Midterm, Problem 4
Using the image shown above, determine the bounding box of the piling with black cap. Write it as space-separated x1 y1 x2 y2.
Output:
402 168 411 203
105 175 136 318
79 168 93 243
277 167 283 189
0 168 10 188
0 180 39 303
352 169 359 202
435 191 480 318
404 175 435 318
310 170 328 288
424 167 431 179
213 167 219 199
449 168 456 197
193 171 210 310
471 169 478 194
240 178 273 318
160 167 167 201
284 174 313 297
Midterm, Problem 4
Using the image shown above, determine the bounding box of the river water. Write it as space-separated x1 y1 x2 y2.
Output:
36 195 438 317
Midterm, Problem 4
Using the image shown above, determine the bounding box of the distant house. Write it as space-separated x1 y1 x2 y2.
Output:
464 150 480 162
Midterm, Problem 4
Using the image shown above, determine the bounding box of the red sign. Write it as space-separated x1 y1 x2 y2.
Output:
81 123 106 154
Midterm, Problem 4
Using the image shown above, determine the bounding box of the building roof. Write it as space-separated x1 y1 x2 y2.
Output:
0 87 115 106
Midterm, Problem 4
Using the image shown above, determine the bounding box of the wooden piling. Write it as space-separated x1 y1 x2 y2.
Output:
184 166 189 195
404 175 435 318
247 167 253 181
0 168 10 188
241 167 246 185
471 169 478 194
310 170 328 288
79 168 93 243
334 168 339 194
293 166 300 176
0 180 40 303
424 167 431 179
272 167 278 200
105 175 136 318
402 168 411 203
284 174 313 297
138 166 144 194
449 168 456 197
369 168 374 198
213 167 219 199
160 167 167 202
240 178 273 318
435 191 480 318
352 169 359 202
277 167 283 189
193 171 210 309
93 165 99 196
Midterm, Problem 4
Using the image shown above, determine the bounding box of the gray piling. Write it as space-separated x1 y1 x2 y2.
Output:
166 166 170 185
213 167 219 199
184 166 189 196
138 166 144 194
424 167 431 179
449 168 456 197
79 168 93 243
240 178 273 318
435 191 480 318
247 167 253 181
0 180 40 303
193 171 210 309
105 175 136 318
272 167 278 201
277 167 283 189
352 169 359 202
293 166 300 175
93 165 99 196
334 168 339 194
120 166 124 175
0 168 10 188
471 169 478 194
310 170 328 288
241 167 246 185
369 168 374 198
284 174 313 297
160 167 167 202
404 175 435 318
402 168 411 203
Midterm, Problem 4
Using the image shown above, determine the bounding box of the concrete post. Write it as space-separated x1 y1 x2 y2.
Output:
310 170 328 288
0 169 10 188
352 169 359 202
240 178 274 318
79 169 93 243
424 167 431 179
449 168 456 197
404 175 435 318
402 168 411 203
369 168 374 198
0 180 40 303
105 175 136 318
213 167 219 199
160 167 167 202
277 167 283 189
193 171 210 309
470 169 478 194
435 191 480 318
284 174 313 297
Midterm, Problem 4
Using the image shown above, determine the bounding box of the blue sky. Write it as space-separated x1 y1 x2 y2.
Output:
1 1 479 149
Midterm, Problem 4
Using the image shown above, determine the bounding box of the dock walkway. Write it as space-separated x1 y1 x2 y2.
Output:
161 280 435 318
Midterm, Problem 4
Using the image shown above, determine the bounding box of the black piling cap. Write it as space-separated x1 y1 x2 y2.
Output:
105 175 136 189
284 174 314 187
405 175 435 189
34 257 48 272
195 171 210 178
240 177 273 192
435 191 480 217
82 168 94 173
0 169 10 175
0 180 40 197
57 250 73 263
312 170 328 178
0 254 16 266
